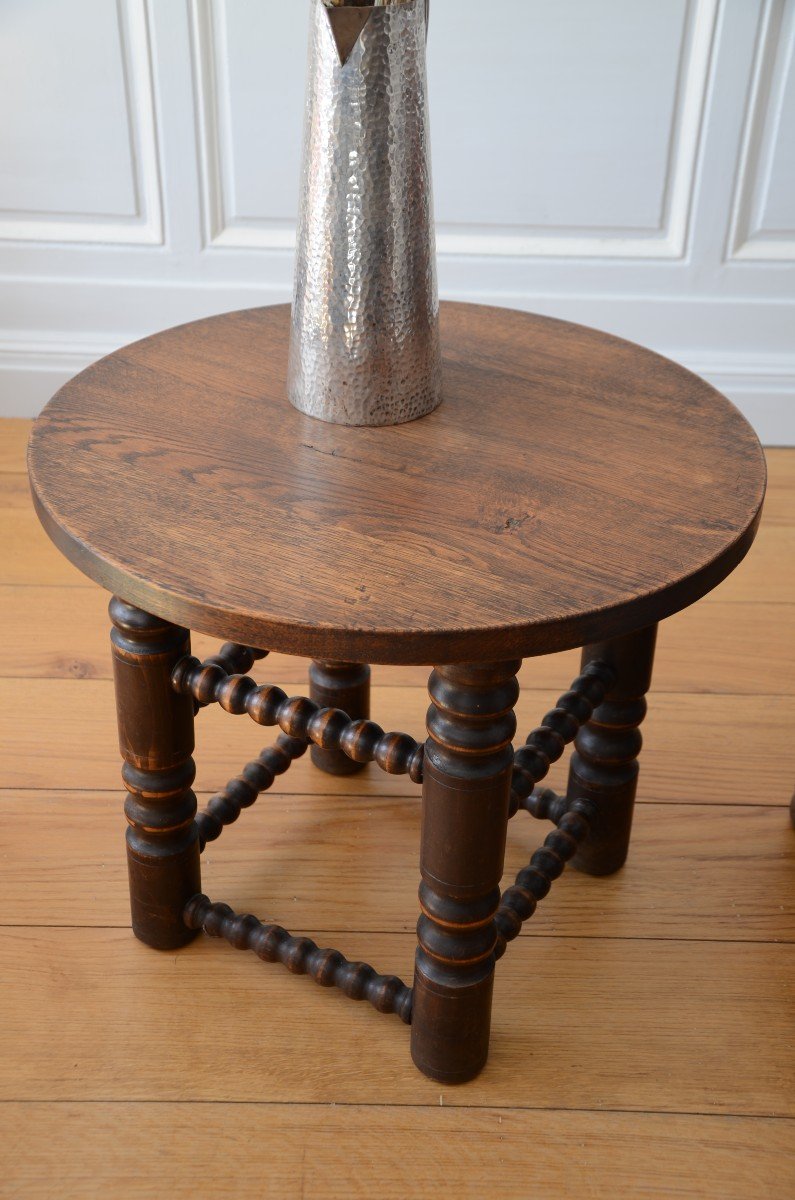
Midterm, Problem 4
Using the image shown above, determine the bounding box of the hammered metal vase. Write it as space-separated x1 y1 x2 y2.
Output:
288 0 442 427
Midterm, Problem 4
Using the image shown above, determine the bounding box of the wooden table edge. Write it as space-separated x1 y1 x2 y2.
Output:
27 455 764 665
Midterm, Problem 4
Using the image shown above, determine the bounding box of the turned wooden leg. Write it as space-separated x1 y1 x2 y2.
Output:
110 597 201 949
566 624 657 876
309 660 371 775
411 660 520 1084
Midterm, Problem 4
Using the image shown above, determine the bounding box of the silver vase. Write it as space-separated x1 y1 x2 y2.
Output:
288 0 442 427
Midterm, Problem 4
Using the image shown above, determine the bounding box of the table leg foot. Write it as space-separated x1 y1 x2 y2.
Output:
567 624 657 876
110 597 201 949
309 661 371 775
410 661 520 1083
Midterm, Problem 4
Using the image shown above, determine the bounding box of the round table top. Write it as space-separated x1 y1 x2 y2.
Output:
28 302 766 664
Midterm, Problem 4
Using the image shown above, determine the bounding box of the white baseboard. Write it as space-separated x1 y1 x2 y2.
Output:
677 353 795 446
1 294 793 445
0 334 114 417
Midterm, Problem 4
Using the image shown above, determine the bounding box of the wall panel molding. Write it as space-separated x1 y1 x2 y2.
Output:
7 332 791 442
436 0 718 259
190 0 296 250
191 0 718 260
727 0 795 262
2 281 792 442
0 0 792 442
0 0 163 247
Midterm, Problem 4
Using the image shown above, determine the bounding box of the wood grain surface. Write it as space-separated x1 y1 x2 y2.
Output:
2 1104 790 1200
2 793 791 941
2 583 795 695
2 419 793 1198
8 470 792 599
1 928 792 1114
27 303 766 661
1 677 791 802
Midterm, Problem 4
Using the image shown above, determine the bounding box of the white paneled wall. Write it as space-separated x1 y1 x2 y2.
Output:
0 0 793 441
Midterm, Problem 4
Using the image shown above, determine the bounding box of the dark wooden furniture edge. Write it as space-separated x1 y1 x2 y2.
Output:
27 473 764 665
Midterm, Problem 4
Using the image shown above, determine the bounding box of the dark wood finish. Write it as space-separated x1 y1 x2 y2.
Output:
183 895 412 1023
510 660 616 811
202 642 269 673
26 303 770 1086
566 625 658 876
172 653 424 780
195 734 308 850
109 597 201 949
411 661 520 1084
28 303 766 664
495 794 597 958
309 661 371 775
194 642 269 710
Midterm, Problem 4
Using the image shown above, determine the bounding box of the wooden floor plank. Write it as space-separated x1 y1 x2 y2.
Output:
0 419 31 473
3 419 793 1195
0 927 791 1115
0 1102 791 1200
0 474 32 510
758 447 795 526
0 502 90 587
672 519 793 601
2 793 792 942
3 467 794 598
1 677 791 805
1 583 792 697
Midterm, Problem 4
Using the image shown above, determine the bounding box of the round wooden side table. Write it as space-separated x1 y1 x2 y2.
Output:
27 302 766 1084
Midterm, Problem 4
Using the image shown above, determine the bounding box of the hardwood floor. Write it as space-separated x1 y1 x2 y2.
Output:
0 418 793 1198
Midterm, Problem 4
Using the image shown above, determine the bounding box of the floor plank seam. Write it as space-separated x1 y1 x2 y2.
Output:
4 675 794 699
1 924 791 946
2 787 791 812
4 425 792 1160
0 1098 792 1121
